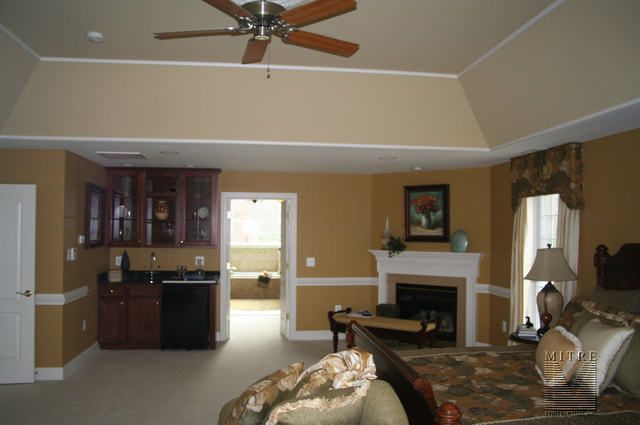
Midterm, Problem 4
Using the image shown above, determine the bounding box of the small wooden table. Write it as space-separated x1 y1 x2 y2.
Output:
509 332 539 345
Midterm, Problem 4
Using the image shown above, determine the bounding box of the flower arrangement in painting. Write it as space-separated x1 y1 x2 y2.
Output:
411 195 440 214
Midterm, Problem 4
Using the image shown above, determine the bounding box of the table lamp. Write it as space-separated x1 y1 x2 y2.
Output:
524 244 577 337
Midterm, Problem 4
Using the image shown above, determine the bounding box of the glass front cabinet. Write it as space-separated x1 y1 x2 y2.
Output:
107 168 219 248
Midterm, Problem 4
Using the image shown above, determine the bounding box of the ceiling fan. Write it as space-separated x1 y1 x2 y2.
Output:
154 0 359 64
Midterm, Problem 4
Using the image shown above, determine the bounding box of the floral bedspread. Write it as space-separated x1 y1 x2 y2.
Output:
401 346 640 424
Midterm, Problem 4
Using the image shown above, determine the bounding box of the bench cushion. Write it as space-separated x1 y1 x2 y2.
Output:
332 313 436 333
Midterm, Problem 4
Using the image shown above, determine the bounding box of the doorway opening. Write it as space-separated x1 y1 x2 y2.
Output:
220 193 297 341
229 199 282 317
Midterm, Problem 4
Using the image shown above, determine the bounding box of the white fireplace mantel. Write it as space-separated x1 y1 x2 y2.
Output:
369 250 482 346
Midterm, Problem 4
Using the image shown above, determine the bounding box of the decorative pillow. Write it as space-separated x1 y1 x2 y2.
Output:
226 362 304 425
612 320 640 397
577 318 635 395
581 299 636 325
535 326 582 385
556 296 586 329
264 349 378 425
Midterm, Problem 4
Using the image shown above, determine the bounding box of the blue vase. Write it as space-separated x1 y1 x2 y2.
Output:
451 230 468 252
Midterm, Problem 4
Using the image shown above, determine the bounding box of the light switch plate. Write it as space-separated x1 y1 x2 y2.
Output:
306 257 316 267
115 256 122 266
78 235 85 244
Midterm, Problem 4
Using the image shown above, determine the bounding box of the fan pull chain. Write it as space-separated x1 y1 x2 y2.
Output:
267 43 271 79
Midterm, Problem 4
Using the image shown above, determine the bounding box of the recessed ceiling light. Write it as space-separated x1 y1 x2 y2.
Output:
85 31 104 43
160 151 180 156
378 156 397 161
121 163 134 167
412 166 424 171
185 164 196 168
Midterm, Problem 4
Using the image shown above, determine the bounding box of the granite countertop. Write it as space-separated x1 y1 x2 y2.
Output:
98 270 220 284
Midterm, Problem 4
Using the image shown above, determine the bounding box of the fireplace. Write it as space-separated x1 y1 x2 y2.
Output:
396 284 457 342
369 250 481 346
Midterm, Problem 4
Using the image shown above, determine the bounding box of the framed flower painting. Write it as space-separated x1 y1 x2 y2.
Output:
404 184 450 242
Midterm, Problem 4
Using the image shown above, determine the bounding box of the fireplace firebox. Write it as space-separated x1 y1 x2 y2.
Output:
396 284 457 342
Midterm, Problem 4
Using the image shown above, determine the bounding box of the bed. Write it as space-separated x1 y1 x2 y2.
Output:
347 244 640 425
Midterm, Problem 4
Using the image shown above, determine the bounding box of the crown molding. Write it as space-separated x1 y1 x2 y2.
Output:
0 134 490 153
39 56 458 79
0 23 40 59
458 0 567 77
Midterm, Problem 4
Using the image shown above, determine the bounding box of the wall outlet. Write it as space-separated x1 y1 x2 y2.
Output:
501 320 507 333
195 256 205 266
66 247 77 261
115 256 122 266
82 319 87 332
306 257 316 267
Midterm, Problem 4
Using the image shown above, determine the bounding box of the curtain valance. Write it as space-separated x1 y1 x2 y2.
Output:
511 142 583 211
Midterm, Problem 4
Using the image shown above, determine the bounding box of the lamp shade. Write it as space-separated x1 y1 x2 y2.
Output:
525 247 577 282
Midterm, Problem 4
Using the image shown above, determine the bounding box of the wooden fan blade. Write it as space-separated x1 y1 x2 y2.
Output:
154 28 236 40
202 0 253 20
242 38 270 64
283 31 358 57
279 0 356 27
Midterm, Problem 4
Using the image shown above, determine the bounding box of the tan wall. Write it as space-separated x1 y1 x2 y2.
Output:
35 306 62 368
0 150 66 293
371 167 492 282
488 162 513 345
370 166 493 343
0 150 66 367
0 30 37 129
461 0 640 146
297 286 378 331
578 129 640 294
487 129 640 344
62 152 108 364
0 149 109 367
489 296 511 346
3 61 486 149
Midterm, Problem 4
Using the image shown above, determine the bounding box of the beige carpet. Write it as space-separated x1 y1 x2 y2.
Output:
0 316 336 425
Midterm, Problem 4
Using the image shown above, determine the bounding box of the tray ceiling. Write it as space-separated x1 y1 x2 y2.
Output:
0 0 554 74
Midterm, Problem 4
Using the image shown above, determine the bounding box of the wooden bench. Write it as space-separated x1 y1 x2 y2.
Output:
328 307 440 353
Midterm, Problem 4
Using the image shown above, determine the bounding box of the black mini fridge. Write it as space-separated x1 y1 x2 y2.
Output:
162 283 210 350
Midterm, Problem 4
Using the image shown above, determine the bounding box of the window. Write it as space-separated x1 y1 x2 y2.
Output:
230 199 282 247
523 194 559 328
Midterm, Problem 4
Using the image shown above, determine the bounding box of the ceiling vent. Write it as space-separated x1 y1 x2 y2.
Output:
97 151 148 160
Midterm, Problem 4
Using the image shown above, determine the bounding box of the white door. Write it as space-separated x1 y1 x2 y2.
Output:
279 200 288 337
0 185 36 384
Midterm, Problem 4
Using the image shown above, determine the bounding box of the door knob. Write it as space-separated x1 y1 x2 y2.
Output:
16 290 33 297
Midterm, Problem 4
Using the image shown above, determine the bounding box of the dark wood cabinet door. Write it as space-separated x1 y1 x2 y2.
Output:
98 296 126 345
106 169 144 247
127 286 161 346
180 170 219 247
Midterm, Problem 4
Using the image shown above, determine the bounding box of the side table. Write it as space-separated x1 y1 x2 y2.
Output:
509 332 539 345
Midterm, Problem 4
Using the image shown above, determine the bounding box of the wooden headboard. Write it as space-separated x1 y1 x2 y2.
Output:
595 243 640 289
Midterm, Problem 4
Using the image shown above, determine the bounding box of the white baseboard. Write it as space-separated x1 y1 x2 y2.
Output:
34 367 63 381
35 341 98 381
474 341 492 347
290 330 346 341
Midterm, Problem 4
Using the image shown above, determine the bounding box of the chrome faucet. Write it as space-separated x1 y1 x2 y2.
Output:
148 252 157 283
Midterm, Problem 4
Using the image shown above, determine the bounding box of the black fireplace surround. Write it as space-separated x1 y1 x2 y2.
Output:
396 283 457 342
